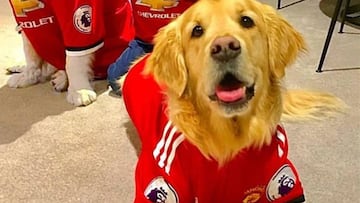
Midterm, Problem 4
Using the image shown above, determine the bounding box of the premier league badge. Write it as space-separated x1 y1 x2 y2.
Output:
73 5 92 33
144 177 179 203
266 164 297 201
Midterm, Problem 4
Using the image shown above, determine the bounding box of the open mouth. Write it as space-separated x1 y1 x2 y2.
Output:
209 73 255 106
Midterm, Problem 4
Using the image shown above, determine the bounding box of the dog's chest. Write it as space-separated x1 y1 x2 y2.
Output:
142 124 304 202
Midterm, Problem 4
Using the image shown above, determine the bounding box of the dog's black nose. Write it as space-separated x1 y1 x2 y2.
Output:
211 36 241 62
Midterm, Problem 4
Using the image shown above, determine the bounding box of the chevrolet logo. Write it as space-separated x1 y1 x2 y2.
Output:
137 0 179 11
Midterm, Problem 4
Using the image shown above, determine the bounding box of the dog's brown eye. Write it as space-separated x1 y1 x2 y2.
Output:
191 25 204 38
240 16 254 28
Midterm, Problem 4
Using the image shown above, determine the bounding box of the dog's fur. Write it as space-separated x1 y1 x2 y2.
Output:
120 0 346 201
132 0 346 165
7 28 99 106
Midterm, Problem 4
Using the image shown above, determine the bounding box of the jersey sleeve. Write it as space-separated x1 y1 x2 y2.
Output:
270 126 305 203
50 0 105 56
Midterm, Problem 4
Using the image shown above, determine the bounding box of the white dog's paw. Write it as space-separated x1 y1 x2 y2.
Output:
7 68 41 88
67 89 97 106
51 70 68 92
6 65 25 74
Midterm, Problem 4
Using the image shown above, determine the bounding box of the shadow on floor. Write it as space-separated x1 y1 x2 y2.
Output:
0 79 108 145
124 119 141 157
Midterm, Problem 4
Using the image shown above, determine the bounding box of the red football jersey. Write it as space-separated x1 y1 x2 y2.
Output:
131 0 196 43
123 55 305 203
9 0 134 78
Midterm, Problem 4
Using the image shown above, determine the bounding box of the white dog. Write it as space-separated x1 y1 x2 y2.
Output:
7 0 134 106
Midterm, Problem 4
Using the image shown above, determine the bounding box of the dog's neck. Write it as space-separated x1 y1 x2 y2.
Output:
166 86 282 165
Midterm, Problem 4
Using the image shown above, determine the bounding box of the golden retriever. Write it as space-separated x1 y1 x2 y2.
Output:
6 1 133 106
122 0 345 202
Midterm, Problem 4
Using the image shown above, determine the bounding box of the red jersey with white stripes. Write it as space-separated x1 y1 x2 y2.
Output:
123 55 305 203
9 0 134 78
131 0 196 43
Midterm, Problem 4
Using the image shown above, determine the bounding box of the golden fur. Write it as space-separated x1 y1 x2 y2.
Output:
136 0 346 165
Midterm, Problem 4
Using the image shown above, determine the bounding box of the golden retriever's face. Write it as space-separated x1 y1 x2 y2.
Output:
146 0 305 118
180 0 269 117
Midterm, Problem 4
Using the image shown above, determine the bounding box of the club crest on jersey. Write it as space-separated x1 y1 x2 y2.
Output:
136 0 179 11
73 5 92 33
144 177 179 203
11 0 44 17
242 185 265 203
266 165 297 201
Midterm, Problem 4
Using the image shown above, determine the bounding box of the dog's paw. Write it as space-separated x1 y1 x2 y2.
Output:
7 69 41 88
67 89 97 106
51 70 68 92
6 65 25 74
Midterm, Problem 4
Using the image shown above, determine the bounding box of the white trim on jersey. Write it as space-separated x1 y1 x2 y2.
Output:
277 145 284 158
153 120 185 174
276 129 286 158
154 121 172 158
276 130 286 144
65 41 104 56
165 134 185 174
159 126 178 168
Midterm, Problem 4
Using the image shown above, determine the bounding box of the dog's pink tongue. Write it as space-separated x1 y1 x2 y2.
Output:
215 86 245 102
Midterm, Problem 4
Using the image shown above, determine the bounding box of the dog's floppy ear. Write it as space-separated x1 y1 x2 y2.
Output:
262 4 306 78
144 20 187 97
